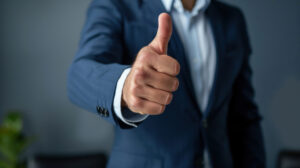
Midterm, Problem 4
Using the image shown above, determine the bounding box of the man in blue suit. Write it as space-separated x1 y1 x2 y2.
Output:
68 0 266 167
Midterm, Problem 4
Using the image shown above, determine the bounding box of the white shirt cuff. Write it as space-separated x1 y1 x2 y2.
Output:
113 68 149 127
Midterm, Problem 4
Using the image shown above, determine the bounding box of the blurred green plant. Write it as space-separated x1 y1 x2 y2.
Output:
0 112 32 168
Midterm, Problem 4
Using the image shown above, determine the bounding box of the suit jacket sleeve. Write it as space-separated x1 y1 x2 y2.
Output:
67 0 133 128
227 9 266 168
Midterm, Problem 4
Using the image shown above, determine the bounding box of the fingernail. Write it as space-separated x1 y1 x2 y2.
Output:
165 94 170 104
174 64 178 75
160 106 165 113
173 80 179 91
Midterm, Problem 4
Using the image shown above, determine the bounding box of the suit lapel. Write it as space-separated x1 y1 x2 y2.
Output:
169 24 202 118
204 2 226 118
166 1 228 118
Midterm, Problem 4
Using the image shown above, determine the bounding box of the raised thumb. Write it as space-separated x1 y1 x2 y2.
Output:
149 13 172 54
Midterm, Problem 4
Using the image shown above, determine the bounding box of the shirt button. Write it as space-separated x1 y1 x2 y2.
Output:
202 119 208 128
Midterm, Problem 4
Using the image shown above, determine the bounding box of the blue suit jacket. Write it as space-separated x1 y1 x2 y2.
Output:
68 0 266 167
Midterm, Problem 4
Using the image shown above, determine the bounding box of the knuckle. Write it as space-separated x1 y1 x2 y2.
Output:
130 97 143 109
138 48 152 62
130 84 140 96
133 68 146 83
139 46 148 54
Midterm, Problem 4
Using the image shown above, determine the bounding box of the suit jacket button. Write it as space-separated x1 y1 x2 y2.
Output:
195 156 204 168
202 119 208 128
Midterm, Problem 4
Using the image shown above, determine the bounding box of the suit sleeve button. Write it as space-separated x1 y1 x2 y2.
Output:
103 109 109 117
96 106 104 115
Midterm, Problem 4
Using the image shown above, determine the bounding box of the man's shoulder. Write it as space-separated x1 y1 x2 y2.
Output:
211 0 248 34
212 1 251 55
89 0 140 19
213 1 244 15
212 0 246 24
90 0 138 9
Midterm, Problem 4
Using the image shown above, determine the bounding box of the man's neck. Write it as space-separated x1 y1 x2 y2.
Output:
181 0 196 11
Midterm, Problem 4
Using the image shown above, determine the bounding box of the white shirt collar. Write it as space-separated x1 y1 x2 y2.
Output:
161 0 211 15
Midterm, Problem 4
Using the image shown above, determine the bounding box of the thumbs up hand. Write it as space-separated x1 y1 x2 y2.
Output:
122 13 180 115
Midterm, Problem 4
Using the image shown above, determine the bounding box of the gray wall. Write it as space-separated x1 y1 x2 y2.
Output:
0 0 114 155
0 0 299 167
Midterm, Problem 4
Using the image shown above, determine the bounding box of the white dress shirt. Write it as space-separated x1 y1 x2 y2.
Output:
113 0 216 167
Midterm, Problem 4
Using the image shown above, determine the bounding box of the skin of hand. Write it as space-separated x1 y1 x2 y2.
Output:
122 13 180 115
